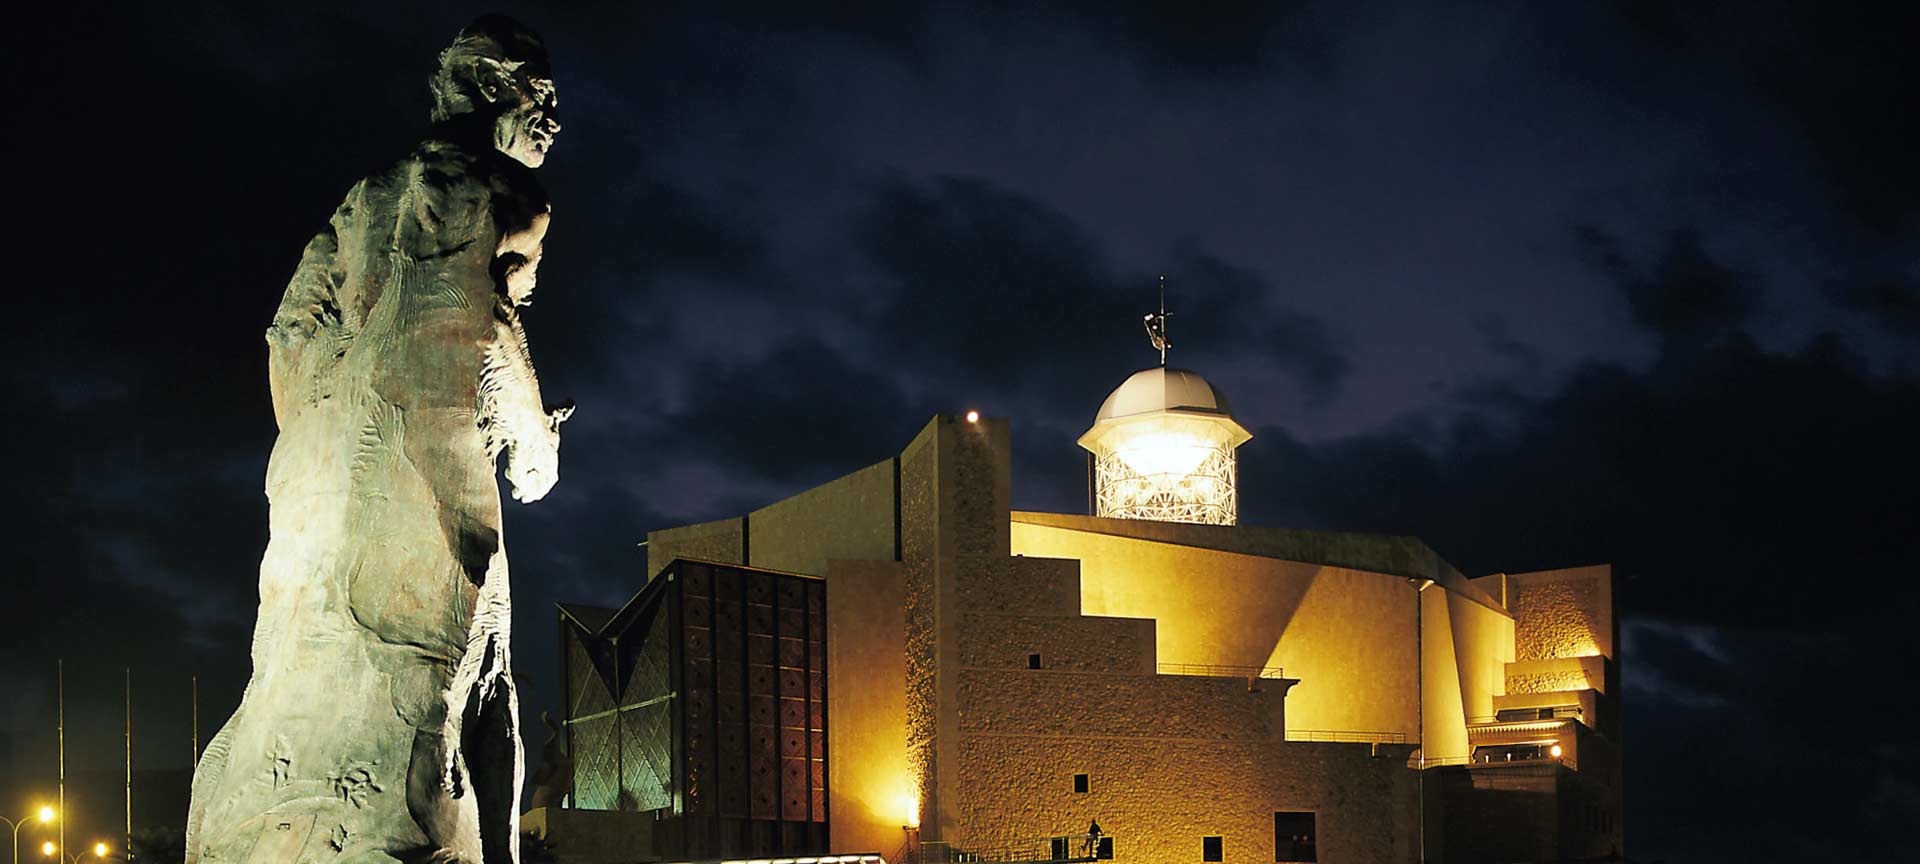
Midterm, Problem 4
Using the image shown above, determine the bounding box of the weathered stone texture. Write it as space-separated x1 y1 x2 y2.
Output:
958 613 1155 674
957 736 1417 864
1511 571 1608 661
900 426 939 837
747 459 895 576
187 16 565 864
957 669 1274 740
948 420 1008 556
1503 656 1607 695
647 517 744 579
952 555 1080 616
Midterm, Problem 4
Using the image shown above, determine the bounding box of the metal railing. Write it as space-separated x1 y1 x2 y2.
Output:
1156 662 1285 680
1408 754 1474 769
1287 729 1409 744
908 835 1115 864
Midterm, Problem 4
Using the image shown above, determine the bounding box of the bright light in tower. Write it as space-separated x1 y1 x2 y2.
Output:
1079 368 1250 526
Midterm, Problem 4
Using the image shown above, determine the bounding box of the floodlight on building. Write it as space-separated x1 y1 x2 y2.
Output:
1079 366 1251 525
1549 744 1563 759
900 791 921 829
965 410 980 424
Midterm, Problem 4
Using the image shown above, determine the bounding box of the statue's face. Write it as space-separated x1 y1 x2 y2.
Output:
490 70 560 168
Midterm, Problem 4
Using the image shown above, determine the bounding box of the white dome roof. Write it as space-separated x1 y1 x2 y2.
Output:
1092 366 1236 423
1080 366 1252 450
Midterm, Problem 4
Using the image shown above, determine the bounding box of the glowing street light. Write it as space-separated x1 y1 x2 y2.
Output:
38 842 52 858
2 806 57 864
49 842 109 863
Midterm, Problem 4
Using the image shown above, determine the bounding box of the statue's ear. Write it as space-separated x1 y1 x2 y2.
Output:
471 57 508 104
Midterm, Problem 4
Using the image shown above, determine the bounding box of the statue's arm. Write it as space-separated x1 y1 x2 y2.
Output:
265 190 353 428
479 208 570 504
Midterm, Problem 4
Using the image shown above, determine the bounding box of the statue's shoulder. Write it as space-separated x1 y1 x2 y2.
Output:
401 139 547 222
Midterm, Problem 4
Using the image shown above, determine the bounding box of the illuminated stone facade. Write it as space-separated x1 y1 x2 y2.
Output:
545 414 1623 864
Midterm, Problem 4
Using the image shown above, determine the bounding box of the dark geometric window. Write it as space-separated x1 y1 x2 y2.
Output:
1073 773 1089 793
1275 812 1316 862
1203 835 1223 862
1028 653 1043 669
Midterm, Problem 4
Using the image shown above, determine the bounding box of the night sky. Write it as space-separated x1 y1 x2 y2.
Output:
6 2 1918 860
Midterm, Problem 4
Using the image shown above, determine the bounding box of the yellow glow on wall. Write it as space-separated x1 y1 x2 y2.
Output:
900 790 921 828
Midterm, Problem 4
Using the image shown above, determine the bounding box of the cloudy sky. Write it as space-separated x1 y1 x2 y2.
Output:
5 1 1917 860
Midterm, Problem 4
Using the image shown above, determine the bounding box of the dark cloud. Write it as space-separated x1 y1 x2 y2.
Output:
854 176 1350 412
1474 315 1545 370
1577 224 1761 346
1823 274 1920 340
1025 0 1337 80
659 339 921 486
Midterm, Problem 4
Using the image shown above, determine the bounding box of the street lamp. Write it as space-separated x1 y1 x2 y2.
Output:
45 841 108 863
1 806 56 864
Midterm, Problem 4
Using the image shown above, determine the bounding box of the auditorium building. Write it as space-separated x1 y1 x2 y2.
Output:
530 363 1623 864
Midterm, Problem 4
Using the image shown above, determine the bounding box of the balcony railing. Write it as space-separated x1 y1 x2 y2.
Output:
907 835 1116 864
1287 729 1410 744
1156 662 1285 680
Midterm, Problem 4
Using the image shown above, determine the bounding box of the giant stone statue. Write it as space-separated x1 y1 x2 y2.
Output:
187 17 569 863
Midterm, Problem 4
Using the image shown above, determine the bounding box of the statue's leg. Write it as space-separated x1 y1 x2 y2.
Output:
184 691 246 864
406 726 480 864
461 635 522 864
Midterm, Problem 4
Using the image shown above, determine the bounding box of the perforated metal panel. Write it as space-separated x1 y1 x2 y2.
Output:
559 559 828 859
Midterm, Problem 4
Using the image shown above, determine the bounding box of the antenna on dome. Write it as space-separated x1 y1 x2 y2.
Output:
1143 274 1170 366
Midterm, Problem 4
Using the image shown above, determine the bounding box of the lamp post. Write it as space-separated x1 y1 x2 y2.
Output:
2 806 56 864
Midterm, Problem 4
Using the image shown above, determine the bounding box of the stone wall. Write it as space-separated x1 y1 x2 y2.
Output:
952 554 1080 616
956 668 1277 740
956 736 1418 864
748 458 896 577
825 559 912 857
900 422 940 838
957 613 1155 674
647 517 744 580
1503 656 1607 695
1010 522 1428 742
1509 565 1613 661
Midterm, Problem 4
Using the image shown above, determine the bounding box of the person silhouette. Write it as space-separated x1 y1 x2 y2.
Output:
1085 819 1102 857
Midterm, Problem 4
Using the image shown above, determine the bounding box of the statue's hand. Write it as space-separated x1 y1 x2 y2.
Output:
505 402 573 504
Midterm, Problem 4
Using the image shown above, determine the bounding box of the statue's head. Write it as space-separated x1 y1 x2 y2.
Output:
429 15 560 168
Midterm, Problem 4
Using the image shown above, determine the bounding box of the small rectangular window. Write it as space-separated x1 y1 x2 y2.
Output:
1073 773 1089 793
1203 835 1223 862
1275 812 1316 862
1028 653 1043 669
